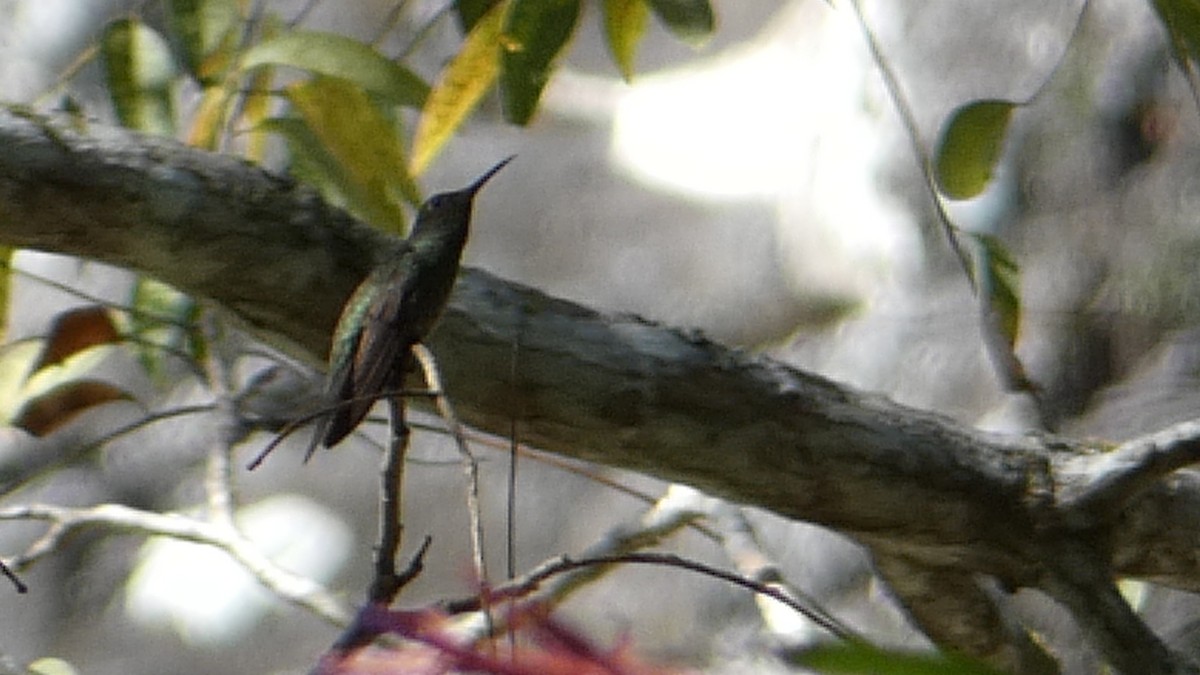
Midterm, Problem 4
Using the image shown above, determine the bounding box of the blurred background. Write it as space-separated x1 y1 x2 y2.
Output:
1 0 1198 672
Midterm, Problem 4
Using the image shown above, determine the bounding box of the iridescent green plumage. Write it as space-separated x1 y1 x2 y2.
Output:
304 157 513 460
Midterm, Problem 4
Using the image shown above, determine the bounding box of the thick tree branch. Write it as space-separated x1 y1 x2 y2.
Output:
6 108 1200 670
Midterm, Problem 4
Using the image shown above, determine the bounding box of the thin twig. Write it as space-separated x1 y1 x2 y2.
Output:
847 0 973 284
245 388 439 470
32 43 99 107
708 498 852 643
411 344 491 623
0 503 351 625
217 0 270 153
288 0 325 28
847 0 1050 413
370 0 412 48
0 562 25 594
1 254 193 329
446 551 860 644
202 317 240 529
0 404 216 498
398 1 455 60
441 483 716 642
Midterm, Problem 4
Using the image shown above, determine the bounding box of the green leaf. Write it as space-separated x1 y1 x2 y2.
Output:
412 1 507 175
285 77 417 229
1152 0 1200 71
261 115 415 230
100 19 178 136
645 0 714 46
456 0 504 32
934 99 1016 200
972 234 1035 392
241 63 276 162
165 0 241 83
187 85 230 150
0 247 11 342
795 642 1003 675
975 234 1021 351
127 277 203 377
604 0 650 82
240 31 429 108
500 0 582 126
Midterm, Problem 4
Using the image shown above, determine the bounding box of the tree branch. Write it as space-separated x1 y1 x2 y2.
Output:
0 502 351 625
6 108 1200 670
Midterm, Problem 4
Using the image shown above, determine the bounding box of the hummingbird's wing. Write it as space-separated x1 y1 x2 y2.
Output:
321 274 420 449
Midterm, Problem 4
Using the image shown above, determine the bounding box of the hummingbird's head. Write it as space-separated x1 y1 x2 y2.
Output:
411 156 514 237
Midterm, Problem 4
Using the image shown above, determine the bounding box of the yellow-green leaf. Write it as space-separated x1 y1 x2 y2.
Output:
100 19 178 136
240 31 429 108
645 0 714 47
165 0 241 84
973 234 1034 392
0 247 11 342
239 13 283 163
241 63 275 163
186 85 230 150
286 77 417 230
975 234 1021 350
258 117 360 212
412 1 507 176
934 99 1016 200
604 0 649 82
501 0 582 126
128 277 202 377
28 658 80 675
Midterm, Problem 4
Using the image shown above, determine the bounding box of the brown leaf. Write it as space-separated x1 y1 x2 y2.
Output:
35 306 121 372
14 380 133 436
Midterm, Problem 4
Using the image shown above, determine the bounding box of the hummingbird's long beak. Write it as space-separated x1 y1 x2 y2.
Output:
467 155 516 195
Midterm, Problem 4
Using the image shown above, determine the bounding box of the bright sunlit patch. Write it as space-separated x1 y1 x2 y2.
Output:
609 2 873 202
125 494 352 646
604 1 918 294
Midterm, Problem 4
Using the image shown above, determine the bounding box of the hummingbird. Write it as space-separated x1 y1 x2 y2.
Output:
303 156 514 460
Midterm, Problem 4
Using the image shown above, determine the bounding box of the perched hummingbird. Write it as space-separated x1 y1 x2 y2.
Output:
304 156 513 460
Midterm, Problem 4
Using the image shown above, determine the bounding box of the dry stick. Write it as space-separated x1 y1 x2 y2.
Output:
288 0 325 27
0 404 216 499
0 563 25 594
202 318 240 530
335 387 431 650
0 502 350 624
369 0 410 47
444 552 858 644
505 314 525 654
411 345 491 621
507 331 520 582
370 391 411 604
